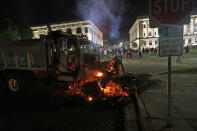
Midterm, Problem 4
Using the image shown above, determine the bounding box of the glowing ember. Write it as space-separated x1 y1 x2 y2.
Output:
88 97 93 102
97 72 103 77
52 57 133 102
103 80 129 97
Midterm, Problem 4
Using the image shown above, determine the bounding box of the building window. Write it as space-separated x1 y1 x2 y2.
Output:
149 32 152 36
194 26 197 32
149 41 152 45
155 32 157 36
188 38 192 43
144 24 146 28
76 27 82 34
194 22 197 32
155 40 158 45
85 27 88 33
195 38 197 42
144 33 146 37
67 28 72 34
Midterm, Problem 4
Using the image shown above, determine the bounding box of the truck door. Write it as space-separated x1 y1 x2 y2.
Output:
57 38 80 73
57 39 68 72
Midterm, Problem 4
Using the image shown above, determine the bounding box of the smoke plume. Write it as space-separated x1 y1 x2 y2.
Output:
76 0 125 39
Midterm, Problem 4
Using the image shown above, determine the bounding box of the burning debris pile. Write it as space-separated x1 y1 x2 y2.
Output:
53 57 138 103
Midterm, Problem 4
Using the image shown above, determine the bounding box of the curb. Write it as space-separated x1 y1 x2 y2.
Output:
137 95 156 131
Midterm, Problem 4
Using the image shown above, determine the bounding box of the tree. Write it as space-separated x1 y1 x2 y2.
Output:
139 40 147 48
0 16 21 40
17 23 33 40
132 42 138 49
0 14 33 41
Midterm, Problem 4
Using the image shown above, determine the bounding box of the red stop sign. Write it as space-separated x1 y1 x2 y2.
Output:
150 0 192 25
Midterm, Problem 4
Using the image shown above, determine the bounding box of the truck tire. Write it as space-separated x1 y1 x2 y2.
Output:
6 73 25 93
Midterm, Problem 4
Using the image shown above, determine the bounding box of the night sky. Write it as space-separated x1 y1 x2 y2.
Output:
0 0 149 44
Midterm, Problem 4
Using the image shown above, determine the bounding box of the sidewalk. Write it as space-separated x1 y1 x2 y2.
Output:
137 74 197 131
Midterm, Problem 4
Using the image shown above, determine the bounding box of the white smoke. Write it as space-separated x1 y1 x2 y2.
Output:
76 0 125 39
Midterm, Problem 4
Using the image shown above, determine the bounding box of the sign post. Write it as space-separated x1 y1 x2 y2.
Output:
167 55 171 126
150 0 192 127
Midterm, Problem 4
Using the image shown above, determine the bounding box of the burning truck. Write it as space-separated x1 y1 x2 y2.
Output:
0 30 138 103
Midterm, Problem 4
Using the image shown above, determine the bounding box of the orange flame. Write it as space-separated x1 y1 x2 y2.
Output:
103 80 128 97
53 58 130 101
97 72 103 77
88 97 93 102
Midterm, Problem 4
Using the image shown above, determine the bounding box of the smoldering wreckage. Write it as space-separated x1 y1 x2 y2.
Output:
0 28 141 105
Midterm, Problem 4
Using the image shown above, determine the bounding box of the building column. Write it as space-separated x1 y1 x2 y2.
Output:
87 27 91 41
191 19 194 34
146 21 148 38
193 18 195 33
137 23 140 38
183 25 187 35
152 28 154 37
194 18 197 33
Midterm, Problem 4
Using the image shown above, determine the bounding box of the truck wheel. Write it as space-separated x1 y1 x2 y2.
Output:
6 74 25 93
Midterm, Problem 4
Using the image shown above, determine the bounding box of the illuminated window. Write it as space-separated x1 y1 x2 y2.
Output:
85 27 88 33
77 27 82 34
149 41 152 45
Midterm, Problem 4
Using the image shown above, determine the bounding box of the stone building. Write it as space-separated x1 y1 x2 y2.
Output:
129 12 197 48
129 16 159 49
31 20 103 47
183 12 197 46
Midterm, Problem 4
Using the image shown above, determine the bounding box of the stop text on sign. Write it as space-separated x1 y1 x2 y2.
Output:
150 0 192 25
153 0 191 14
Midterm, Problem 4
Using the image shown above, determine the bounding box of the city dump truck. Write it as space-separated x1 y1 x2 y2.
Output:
0 31 137 102
0 31 98 92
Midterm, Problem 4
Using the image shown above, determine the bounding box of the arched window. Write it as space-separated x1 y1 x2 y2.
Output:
76 27 82 34
67 28 72 34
